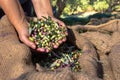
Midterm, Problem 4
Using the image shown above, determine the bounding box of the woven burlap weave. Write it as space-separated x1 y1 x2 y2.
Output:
109 43 120 80
0 16 34 80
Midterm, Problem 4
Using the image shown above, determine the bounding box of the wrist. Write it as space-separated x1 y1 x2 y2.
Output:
32 0 54 19
14 18 29 33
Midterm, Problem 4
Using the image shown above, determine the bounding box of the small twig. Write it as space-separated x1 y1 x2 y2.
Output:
51 51 61 58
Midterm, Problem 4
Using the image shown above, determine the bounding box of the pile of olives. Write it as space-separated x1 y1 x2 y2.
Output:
49 50 82 72
38 43 82 72
29 16 67 51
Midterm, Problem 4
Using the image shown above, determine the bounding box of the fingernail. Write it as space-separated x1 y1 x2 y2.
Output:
54 45 58 48
31 44 36 49
62 38 66 42
65 32 68 36
38 48 45 52
46 49 49 53
58 40 62 44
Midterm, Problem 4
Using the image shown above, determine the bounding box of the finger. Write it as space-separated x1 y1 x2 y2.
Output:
52 18 65 26
32 17 38 22
62 37 67 42
58 40 63 44
65 31 68 36
53 42 60 49
36 48 45 52
20 36 36 49
57 20 65 26
26 16 33 22
45 49 50 53
53 45 59 49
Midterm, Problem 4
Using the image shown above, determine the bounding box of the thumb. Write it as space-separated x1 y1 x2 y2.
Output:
20 36 36 49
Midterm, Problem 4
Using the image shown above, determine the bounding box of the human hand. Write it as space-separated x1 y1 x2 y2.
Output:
16 21 49 52
16 20 36 49
49 17 68 47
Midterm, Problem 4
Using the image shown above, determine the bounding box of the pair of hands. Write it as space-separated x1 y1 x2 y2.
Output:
18 16 67 53
0 0 67 52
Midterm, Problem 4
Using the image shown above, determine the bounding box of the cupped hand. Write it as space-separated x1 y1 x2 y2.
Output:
16 21 36 49
35 16 68 52
51 17 68 47
16 20 46 52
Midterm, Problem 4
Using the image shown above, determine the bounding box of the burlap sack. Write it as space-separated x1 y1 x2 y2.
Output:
84 19 120 32
80 31 111 55
111 31 120 47
99 55 115 80
67 27 101 79
68 22 120 55
20 67 73 80
0 16 34 80
72 72 103 80
67 20 120 80
1 15 115 80
109 43 120 80
67 24 120 80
